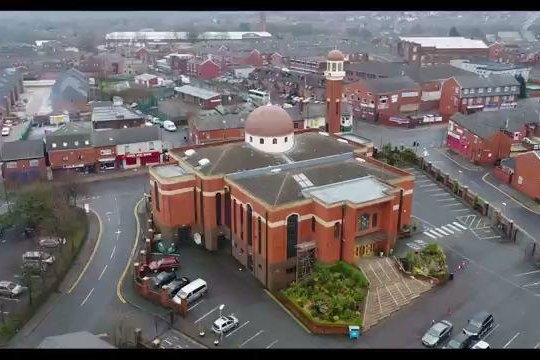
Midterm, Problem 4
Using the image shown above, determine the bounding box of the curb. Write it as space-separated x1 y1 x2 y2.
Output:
263 290 312 335
481 173 540 216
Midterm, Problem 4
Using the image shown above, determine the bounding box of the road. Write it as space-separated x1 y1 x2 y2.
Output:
159 125 188 149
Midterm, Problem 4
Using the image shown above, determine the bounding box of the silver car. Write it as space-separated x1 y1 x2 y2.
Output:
212 315 239 334
422 320 453 347
0 281 25 298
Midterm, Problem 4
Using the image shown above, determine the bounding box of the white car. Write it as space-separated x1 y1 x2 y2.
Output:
1 127 10 136
0 281 25 298
471 340 490 349
145 120 154 127
163 120 177 132
151 117 162 125
39 237 66 248
212 315 239 334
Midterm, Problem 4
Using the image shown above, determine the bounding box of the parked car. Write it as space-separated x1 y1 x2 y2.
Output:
163 120 177 132
0 281 25 298
1 127 10 136
164 277 190 298
151 117 161 125
39 237 66 248
422 320 453 347
471 340 490 349
153 271 176 288
212 315 239 334
22 251 55 265
172 278 207 304
143 256 180 273
444 333 474 349
463 311 494 339
145 120 154 127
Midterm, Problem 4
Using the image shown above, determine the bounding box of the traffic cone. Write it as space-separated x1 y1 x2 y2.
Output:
447 307 452 316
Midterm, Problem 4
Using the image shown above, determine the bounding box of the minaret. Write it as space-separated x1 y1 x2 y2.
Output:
259 12 267 32
324 49 345 134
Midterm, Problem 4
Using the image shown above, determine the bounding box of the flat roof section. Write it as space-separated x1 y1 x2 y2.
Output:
91 103 143 122
153 164 188 179
303 176 393 205
285 132 356 162
399 37 488 49
175 85 220 100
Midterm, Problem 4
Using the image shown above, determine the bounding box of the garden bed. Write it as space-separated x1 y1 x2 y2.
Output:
282 261 368 327
400 243 449 280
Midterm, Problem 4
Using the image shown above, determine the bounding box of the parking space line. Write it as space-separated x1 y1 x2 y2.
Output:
240 330 264 348
484 324 500 339
503 332 520 348
446 224 462 232
443 203 462 207
436 198 455 203
452 222 468 230
415 179 431 183
266 340 279 348
226 321 250 338
424 188 444 193
478 235 501 240
432 193 452 197
419 183 438 188
534 342 540 349
194 305 220 324
80 288 94 307
515 270 540 277
188 299 205 311
0 296 20 302
451 208 470 213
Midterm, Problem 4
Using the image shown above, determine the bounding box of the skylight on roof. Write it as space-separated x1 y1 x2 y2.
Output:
293 173 314 188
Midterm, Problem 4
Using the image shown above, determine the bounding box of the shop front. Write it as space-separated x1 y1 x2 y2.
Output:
98 157 117 171
117 151 161 169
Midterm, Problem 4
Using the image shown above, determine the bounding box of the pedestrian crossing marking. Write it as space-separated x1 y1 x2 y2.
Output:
446 224 462 232
453 222 468 230
433 228 449 236
424 231 438 239
428 229 444 238
440 225 454 234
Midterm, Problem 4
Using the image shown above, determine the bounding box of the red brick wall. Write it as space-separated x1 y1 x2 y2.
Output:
439 77 460 120
195 127 245 144
326 79 343 134
199 61 221 80
493 166 512 184
48 148 97 169
511 152 540 200
2 158 47 186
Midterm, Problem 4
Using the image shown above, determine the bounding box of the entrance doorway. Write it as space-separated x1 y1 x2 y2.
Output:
178 226 191 243
355 243 375 258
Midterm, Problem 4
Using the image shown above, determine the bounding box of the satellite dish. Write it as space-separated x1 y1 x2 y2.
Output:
193 233 202 245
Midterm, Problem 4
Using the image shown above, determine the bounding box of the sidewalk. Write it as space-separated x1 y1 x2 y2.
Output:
7 211 101 346
52 167 149 185
437 148 484 171
483 173 540 215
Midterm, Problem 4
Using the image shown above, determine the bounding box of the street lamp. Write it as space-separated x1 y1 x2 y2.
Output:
219 304 225 318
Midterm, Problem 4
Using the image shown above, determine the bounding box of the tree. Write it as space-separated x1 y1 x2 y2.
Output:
515 74 528 98
449 26 461 37
470 27 485 40
239 22 251 32
76 32 99 53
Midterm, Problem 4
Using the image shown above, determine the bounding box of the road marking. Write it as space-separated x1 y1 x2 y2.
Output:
432 193 452 197
67 208 103 294
424 231 438 239
515 269 540 277
81 288 94 306
452 222 468 230
428 229 443 238
226 321 250 338
415 179 431 183
436 198 455 203
424 188 444 193
522 281 540 288
478 235 502 240
188 299 205 311
451 208 470 213
117 197 144 304
441 225 454 234
240 330 264 348
114 195 121 226
445 224 461 232
534 342 540 349
419 183 438 188
266 340 279 348
98 264 108 280
434 148 480 171
442 203 462 207
432 228 448 236
474 217 483 229
484 323 499 339
194 305 220 324
503 332 520 348
0 296 20 302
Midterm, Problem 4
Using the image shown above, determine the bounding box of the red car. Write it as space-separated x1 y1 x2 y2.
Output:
142 256 180 272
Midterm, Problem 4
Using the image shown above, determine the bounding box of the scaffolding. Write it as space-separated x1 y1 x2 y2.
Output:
296 241 317 283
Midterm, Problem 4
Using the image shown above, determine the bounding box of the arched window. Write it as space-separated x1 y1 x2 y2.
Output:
286 215 299 259
311 216 316 232
260 138 264 144
284 137 288 143
233 199 237 234
272 138 277 144
258 217 262 255
215 193 222 226
332 62 336 72
154 181 160 211
247 205 253 246
224 189 231 228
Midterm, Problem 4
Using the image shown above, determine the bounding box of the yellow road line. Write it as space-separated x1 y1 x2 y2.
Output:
116 197 144 304
67 208 103 294
263 289 312 334
481 173 540 215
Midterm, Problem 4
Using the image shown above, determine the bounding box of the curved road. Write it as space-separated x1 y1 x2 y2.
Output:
12 176 147 347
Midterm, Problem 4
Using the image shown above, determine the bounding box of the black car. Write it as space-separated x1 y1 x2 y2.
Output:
463 311 494 339
153 271 176 288
445 333 474 349
164 277 190 298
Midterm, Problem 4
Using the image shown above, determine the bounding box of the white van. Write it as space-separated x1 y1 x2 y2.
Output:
172 278 207 304
163 120 177 132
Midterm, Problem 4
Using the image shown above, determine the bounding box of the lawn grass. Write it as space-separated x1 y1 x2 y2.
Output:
282 261 368 326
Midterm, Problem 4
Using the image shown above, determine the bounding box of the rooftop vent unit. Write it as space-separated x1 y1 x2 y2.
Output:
270 168 282 173
115 112 125 119
198 158 210 167
337 138 349 144
184 149 196 157
318 131 329 136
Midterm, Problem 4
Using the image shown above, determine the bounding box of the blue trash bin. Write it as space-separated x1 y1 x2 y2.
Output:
349 325 360 339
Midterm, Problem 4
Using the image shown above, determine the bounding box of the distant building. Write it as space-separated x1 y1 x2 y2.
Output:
398 37 489 66
450 57 531 81
174 85 222 110
134 73 159 88
0 140 47 188
50 68 90 117
186 57 221 80
91 101 145 130
345 62 409 82
45 122 95 171
287 56 326 75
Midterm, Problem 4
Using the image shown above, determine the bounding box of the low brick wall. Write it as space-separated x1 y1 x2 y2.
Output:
273 292 352 335
493 167 511 184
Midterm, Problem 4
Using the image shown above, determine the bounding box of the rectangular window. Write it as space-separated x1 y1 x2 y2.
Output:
233 200 237 234
372 213 378 228
148 142 155 150
194 188 197 222
478 88 484 94
258 217 262 255
6 161 17 169
311 216 316 232
487 87 492 93
504 86 509 92
52 143 57 148
29 159 39 167
469 88 475 94
358 214 370 231
74 141 79 146
496 87 501 92
379 96 388 104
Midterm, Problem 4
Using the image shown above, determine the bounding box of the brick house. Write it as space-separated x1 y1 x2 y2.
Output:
398 37 490 66
92 126 162 170
174 85 222 110
507 151 540 200
134 73 159 88
447 106 540 165
0 68 24 119
45 122 96 171
345 62 410 82
187 57 221 80
268 52 285 67
231 49 264 67
344 76 421 126
439 74 521 120
167 53 194 74
1 140 47 188
149 106 413 291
